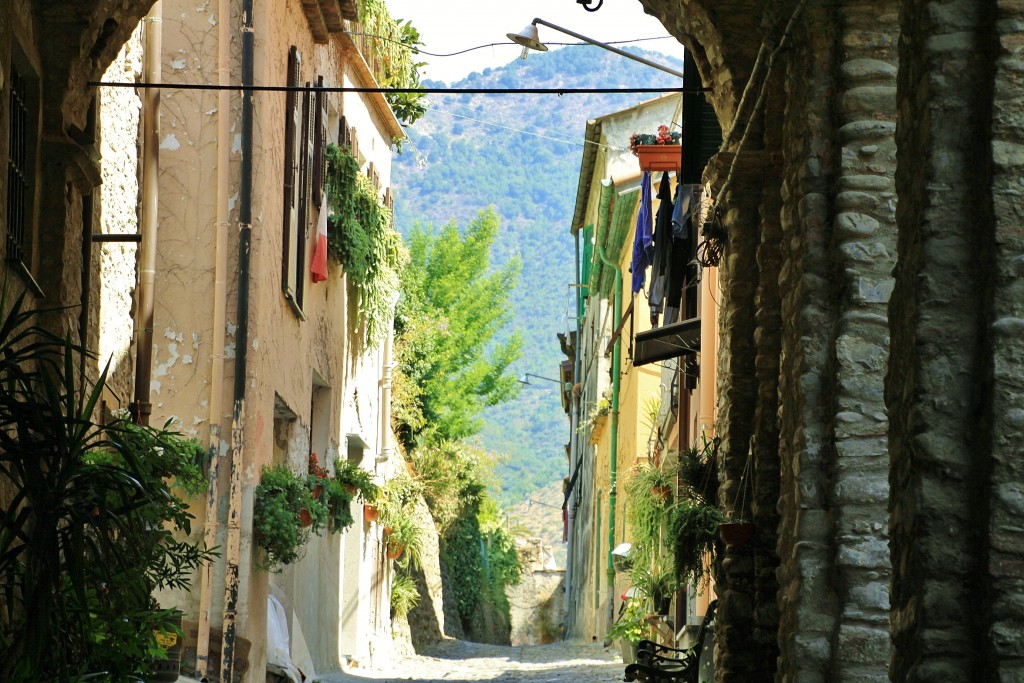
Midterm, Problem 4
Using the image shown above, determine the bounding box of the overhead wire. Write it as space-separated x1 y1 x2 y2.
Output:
344 31 683 58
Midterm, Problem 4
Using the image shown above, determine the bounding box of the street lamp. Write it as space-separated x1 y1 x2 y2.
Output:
507 18 684 78
517 372 565 387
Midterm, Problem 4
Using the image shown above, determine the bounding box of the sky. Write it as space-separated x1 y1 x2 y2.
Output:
383 0 686 84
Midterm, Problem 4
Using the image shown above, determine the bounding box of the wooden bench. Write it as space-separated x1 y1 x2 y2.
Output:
623 601 717 683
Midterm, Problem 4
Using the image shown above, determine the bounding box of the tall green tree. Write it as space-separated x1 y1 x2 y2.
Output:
393 207 522 449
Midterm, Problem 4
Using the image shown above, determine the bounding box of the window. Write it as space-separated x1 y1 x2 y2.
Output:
282 46 305 314
6 51 39 283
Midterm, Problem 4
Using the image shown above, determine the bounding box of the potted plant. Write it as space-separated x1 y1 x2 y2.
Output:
0 291 215 680
334 457 381 523
378 476 426 568
254 463 327 571
631 558 678 616
629 124 682 172
609 596 647 664
586 396 611 444
390 571 421 619
668 498 722 588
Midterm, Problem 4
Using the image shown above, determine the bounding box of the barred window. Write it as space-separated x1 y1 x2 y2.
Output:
6 61 29 265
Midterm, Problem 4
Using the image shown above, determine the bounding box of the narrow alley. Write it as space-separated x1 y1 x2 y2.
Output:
317 640 624 683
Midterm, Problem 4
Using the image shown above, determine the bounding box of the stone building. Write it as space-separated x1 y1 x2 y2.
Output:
1 0 410 680
145 0 406 679
556 0 1022 680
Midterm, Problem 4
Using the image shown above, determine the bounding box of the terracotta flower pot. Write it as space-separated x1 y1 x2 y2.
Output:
719 521 755 547
300 508 314 527
635 144 682 172
386 540 404 561
363 503 379 523
651 485 672 502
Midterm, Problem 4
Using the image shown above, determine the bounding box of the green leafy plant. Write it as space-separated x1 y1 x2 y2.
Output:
389 571 420 619
379 475 427 568
628 124 681 154
325 144 406 348
668 498 722 587
254 464 327 572
630 556 678 614
608 596 647 644
334 457 380 503
354 0 427 126
0 290 215 681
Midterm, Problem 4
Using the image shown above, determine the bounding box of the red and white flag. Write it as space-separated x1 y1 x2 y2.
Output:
311 193 329 283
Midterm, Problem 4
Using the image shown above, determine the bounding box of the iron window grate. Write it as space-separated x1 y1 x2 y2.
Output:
6 64 28 265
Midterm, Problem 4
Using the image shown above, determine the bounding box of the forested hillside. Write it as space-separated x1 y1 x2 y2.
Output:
391 45 683 508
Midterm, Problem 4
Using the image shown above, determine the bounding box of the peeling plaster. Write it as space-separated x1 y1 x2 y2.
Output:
161 134 182 151
164 328 184 342
228 192 238 213
252 338 259 351
225 342 236 359
232 133 242 154
182 354 194 365
170 58 186 70
154 344 180 375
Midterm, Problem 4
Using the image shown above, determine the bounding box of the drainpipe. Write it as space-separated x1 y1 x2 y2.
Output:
563 229 581 629
222 0 254 678
696 265 717 617
593 179 620 634
132 1 161 427
195 0 231 674
378 318 395 464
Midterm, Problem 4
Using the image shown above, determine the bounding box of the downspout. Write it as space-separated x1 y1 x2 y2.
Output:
695 264 717 618
593 179 620 634
195 0 231 674
378 309 396 464
222 0 254 678
132 1 161 426
563 229 581 627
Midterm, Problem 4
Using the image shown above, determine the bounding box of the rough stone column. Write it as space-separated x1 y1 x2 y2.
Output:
707 149 770 682
889 0 997 680
775 5 841 680
750 157 783 680
828 1 900 678
989 1 1024 677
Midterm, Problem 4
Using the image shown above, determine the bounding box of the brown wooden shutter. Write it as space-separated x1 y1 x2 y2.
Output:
282 46 304 312
312 75 326 206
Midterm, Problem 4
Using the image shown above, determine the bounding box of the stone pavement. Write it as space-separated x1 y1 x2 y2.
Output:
317 639 626 683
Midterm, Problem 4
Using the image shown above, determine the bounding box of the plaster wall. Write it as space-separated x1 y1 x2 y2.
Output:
149 0 400 678
96 27 143 411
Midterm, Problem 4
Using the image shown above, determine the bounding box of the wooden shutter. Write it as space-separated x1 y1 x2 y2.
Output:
282 46 303 312
312 75 327 206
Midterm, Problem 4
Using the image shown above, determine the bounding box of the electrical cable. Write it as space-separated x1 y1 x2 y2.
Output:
94 81 697 95
344 31 680 58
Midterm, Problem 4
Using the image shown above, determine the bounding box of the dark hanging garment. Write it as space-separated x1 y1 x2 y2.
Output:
666 186 700 323
631 172 654 293
648 172 675 326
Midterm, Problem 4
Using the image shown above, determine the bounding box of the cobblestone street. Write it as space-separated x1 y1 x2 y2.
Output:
318 640 625 683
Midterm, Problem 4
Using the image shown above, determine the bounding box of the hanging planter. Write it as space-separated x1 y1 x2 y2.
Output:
386 540 405 561
719 520 755 547
629 126 682 173
635 144 682 172
363 503 379 523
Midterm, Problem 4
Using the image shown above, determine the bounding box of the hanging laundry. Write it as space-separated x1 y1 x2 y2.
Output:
648 172 675 327
630 171 654 293
310 193 329 283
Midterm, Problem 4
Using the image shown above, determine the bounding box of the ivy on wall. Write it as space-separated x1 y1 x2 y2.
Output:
325 143 405 347
355 0 426 126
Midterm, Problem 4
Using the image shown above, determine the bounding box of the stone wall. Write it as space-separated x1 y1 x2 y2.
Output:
889 0 1001 680
507 539 565 645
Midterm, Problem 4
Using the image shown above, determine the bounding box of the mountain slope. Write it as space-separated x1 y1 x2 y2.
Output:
391 45 683 507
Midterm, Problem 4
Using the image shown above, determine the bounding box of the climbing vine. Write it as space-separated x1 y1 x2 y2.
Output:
355 0 427 126
325 143 405 347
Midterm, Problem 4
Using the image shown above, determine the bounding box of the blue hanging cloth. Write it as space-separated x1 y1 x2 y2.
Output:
630 171 654 293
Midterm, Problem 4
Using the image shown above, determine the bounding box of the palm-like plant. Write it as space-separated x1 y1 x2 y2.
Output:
0 290 214 681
